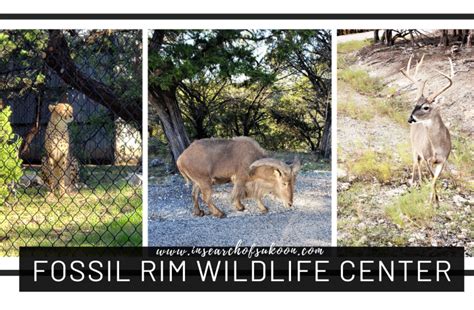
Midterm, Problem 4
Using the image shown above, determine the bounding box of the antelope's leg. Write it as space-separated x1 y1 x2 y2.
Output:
429 162 444 206
231 181 245 211
191 184 204 217
257 198 268 214
200 184 225 218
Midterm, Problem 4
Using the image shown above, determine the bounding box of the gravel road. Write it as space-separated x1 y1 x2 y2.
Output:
148 171 331 246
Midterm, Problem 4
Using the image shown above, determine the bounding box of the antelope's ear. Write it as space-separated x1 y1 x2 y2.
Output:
273 169 282 178
48 104 56 112
291 157 301 174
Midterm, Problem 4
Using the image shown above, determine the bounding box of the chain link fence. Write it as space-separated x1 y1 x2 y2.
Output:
0 30 143 256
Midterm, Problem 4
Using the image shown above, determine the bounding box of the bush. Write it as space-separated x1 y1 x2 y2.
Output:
385 184 436 227
0 106 23 205
338 101 375 121
339 69 385 96
347 149 393 183
450 135 474 191
337 39 372 54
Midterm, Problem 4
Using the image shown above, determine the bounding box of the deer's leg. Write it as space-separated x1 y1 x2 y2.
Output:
411 155 422 186
200 184 225 218
429 162 444 206
411 161 418 186
191 184 204 217
257 198 268 214
231 181 246 211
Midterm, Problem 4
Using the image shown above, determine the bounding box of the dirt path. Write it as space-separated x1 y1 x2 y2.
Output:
148 171 331 246
337 31 374 43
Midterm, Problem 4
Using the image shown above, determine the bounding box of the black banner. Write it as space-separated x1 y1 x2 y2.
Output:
19 246 464 292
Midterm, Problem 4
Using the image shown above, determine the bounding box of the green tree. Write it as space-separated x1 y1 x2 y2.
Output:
149 30 274 163
149 30 332 161
0 105 23 205
268 30 332 157
0 30 142 128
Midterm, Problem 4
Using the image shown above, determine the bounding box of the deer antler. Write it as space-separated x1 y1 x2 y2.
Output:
400 54 426 99
427 58 454 103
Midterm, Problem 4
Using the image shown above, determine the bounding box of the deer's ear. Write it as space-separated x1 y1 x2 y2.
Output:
48 104 56 112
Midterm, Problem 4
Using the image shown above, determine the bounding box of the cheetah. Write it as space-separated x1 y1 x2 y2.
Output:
41 103 79 197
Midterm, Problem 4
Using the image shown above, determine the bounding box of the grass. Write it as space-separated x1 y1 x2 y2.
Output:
338 39 373 54
338 101 375 121
337 39 411 126
0 165 142 256
450 135 474 191
338 92 409 126
396 142 413 167
385 184 437 228
337 39 372 70
339 69 385 96
346 149 395 183
370 97 409 126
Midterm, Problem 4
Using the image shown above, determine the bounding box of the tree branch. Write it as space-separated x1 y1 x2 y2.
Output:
44 30 141 128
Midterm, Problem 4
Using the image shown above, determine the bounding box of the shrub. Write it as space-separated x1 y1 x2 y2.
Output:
338 101 375 121
347 149 393 183
337 39 372 54
450 135 474 191
339 69 384 96
0 106 23 205
385 184 435 227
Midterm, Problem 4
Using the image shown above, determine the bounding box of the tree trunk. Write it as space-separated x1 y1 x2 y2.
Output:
149 87 190 165
319 103 331 159
439 30 449 47
467 30 473 47
384 30 393 46
44 30 142 128
373 30 379 43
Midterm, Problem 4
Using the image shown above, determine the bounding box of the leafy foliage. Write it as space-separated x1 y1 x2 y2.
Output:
149 30 332 153
0 106 23 205
0 30 142 120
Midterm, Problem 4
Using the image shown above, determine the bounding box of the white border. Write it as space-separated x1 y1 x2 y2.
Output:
141 29 149 246
331 30 337 245
0 19 472 302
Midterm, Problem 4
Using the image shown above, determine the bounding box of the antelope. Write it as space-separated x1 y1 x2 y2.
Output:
177 137 300 218
400 54 454 205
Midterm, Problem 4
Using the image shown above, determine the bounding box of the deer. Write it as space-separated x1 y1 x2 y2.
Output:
400 54 454 205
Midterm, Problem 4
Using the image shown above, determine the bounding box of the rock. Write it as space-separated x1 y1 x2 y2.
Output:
338 182 350 192
358 236 368 244
126 173 143 186
386 186 407 197
150 157 165 167
337 168 348 179
453 194 467 207
456 233 466 239
18 171 44 187
412 232 425 240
